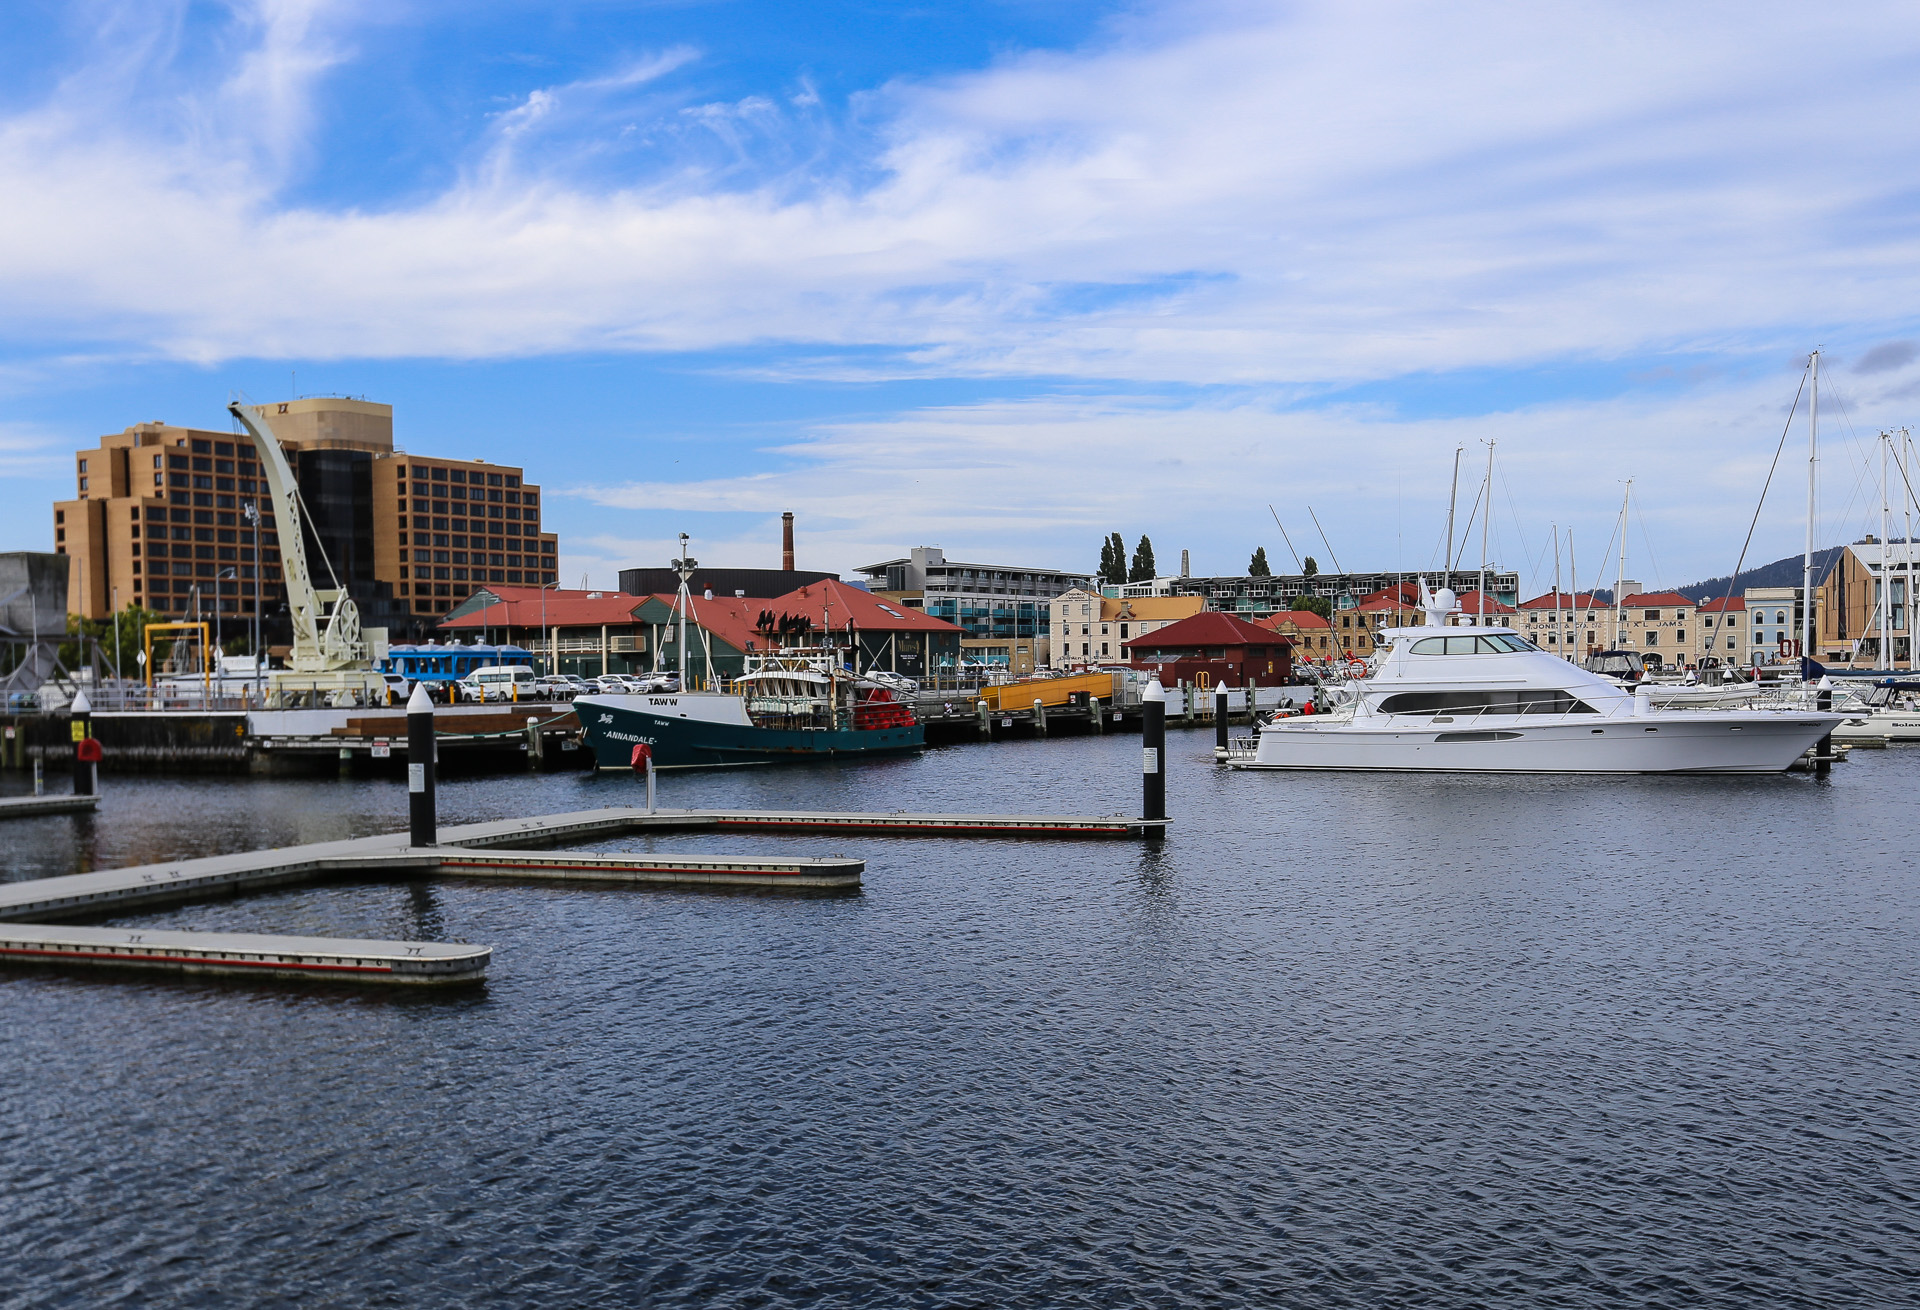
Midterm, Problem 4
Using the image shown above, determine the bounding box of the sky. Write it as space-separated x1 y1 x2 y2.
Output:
5 0 1920 596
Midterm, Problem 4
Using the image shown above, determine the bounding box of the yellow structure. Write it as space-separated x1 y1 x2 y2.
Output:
977 670 1121 712
142 621 211 688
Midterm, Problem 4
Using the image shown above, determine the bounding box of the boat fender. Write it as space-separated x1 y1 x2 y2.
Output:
629 742 653 771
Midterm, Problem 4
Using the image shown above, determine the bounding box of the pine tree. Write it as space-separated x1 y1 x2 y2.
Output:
1098 536 1115 584
1098 532 1128 585
1129 535 1156 582
1302 555 1319 578
1248 546 1271 577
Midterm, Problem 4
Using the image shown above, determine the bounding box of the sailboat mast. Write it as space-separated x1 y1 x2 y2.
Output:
1552 523 1563 658
1569 528 1580 657
1614 481 1630 649
1478 439 1494 622
1882 430 1893 669
1896 430 1912 672
1445 445 1463 576
1803 349 1819 662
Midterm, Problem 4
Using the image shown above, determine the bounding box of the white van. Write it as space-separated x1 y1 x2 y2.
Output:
456 665 539 703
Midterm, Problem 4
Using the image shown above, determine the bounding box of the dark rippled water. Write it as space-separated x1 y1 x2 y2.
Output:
2 733 1916 1307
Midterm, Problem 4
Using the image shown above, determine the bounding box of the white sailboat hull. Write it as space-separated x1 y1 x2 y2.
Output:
1240 711 1838 773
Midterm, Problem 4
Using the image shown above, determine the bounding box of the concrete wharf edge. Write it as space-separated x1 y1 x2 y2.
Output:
0 923 489 984
0 805 1160 925
0 794 100 820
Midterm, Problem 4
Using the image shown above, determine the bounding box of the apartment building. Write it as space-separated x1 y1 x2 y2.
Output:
1815 538 1915 668
1048 588 1204 666
1515 591 1610 657
51 398 559 638
860 546 1092 668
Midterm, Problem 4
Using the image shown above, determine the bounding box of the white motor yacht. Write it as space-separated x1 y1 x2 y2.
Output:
1228 584 1843 774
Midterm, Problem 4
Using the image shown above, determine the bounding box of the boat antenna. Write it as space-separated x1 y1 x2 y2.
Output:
1613 480 1631 650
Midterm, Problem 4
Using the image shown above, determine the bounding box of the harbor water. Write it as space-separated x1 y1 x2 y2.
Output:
2 732 1915 1306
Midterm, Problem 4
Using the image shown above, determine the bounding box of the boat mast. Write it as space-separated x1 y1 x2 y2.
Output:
1896 428 1912 668
1803 349 1819 663
673 533 695 689
1882 429 1893 670
1569 527 1579 657
1552 522 1562 657
1445 444 1464 576
1613 481 1631 650
1478 439 1494 624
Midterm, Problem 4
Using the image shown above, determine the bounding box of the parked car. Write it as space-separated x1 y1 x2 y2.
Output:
584 675 633 695
530 675 577 700
455 665 539 703
639 673 681 693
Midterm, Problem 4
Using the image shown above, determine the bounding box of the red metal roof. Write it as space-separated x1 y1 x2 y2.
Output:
440 587 646 629
1456 590 1515 614
771 578 961 634
1259 609 1330 630
1620 591 1694 607
1518 591 1607 610
1127 611 1296 649
1696 595 1746 611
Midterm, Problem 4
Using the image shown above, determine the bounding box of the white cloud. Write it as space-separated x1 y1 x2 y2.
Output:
0 1 1916 382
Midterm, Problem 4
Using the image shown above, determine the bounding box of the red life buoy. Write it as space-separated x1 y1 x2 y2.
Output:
75 737 104 763
629 742 653 771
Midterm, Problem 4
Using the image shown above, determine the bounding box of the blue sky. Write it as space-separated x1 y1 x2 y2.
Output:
5 0 1920 595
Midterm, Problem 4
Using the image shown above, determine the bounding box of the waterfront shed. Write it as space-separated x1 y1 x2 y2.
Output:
1123 611 1294 686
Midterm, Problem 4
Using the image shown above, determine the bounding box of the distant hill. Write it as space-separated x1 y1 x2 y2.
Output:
1673 547 1850 603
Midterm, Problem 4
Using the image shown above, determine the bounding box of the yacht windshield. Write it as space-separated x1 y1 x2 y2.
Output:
1377 689 1597 715
1409 634 1537 655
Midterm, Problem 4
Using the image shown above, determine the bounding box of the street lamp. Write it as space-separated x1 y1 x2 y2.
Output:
214 567 237 688
540 577 562 676
243 500 262 689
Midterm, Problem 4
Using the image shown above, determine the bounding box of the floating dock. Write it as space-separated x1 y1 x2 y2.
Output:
0 923 488 984
0 794 99 820
0 804 1158 926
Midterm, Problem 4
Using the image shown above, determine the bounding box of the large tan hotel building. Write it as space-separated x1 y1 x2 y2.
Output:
53 397 560 637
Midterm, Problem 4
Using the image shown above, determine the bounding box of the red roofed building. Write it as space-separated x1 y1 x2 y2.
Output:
439 578 963 681
1454 590 1517 625
1259 608 1331 662
1124 611 1294 686
1515 590 1610 658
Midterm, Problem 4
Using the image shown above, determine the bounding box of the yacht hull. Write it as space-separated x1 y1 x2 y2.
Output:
1235 712 1841 773
575 694 925 770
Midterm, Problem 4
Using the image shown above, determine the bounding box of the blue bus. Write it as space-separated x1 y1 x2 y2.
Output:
381 643 534 686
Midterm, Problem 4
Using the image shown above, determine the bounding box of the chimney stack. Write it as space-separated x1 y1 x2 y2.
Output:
1180 549 1190 578
781 511 796 571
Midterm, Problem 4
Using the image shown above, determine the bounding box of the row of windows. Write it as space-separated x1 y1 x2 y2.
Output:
406 500 537 518
396 465 519 487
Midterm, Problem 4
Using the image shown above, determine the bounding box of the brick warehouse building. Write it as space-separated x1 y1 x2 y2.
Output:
51 397 559 641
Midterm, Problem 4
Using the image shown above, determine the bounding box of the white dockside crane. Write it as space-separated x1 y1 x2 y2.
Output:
227 401 389 705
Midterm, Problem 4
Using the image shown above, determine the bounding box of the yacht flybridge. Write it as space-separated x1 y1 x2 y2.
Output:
1228 583 1841 773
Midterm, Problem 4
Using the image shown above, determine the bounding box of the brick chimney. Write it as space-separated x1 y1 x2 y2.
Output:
781 511 795 571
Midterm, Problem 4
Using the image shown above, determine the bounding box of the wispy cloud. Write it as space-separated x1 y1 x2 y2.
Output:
0 1 1916 383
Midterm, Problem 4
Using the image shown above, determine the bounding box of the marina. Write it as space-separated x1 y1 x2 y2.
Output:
0 923 489 984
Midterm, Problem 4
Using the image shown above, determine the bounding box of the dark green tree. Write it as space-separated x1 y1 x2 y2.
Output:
1248 546 1271 577
1302 555 1319 578
1097 536 1115 583
1129 535 1156 582
1098 532 1129 585
1291 594 1332 618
